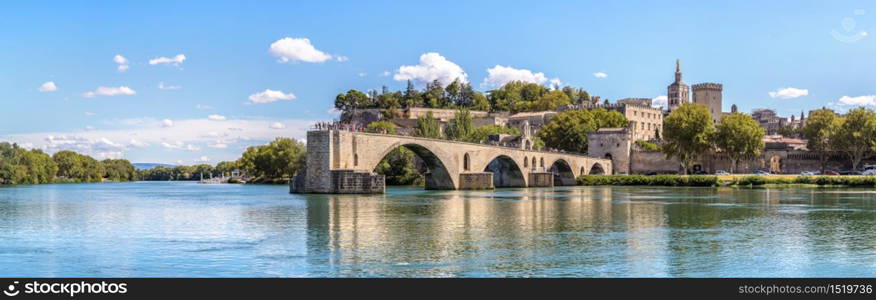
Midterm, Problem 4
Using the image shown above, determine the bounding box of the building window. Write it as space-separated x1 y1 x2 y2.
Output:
524 157 529 168
463 153 470 171
540 158 544 168
354 154 358 166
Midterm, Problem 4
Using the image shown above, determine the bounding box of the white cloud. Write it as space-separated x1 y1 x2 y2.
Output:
38 81 58 92
41 135 128 160
549 78 562 89
84 125 95 131
195 104 213 110
82 86 136 98
593 72 608 78
768 87 809 99
114 54 129 71
2 117 316 162
84 112 96 117
194 156 211 163
161 141 200 151
380 71 391 77
158 82 181 90
335 56 349 62
148 54 186 66
208 142 228 149
161 119 174 127
270 122 285 129
357 72 367 77
208 114 226 121
837 95 876 106
248 89 296 104
393 52 467 86
129 139 149 147
269 37 334 63
481 65 548 88
652 95 668 109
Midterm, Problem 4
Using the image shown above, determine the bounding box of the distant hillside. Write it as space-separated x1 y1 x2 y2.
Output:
132 163 176 170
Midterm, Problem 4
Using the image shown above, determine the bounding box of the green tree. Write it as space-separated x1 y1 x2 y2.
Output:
801 109 840 173
365 121 398 134
414 112 442 139
423 80 447 108
537 108 627 153
464 125 521 143
402 80 422 108
52 150 104 182
237 137 307 179
661 103 715 174
102 159 136 181
374 147 421 185
714 113 765 173
445 109 473 141
470 92 491 111
835 107 876 171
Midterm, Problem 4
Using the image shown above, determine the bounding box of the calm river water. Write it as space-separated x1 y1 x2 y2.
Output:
0 182 874 277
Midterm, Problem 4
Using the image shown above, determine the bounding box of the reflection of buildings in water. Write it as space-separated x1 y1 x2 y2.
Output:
612 188 669 277
301 188 628 275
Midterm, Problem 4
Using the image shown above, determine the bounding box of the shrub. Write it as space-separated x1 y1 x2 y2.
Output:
576 175 717 187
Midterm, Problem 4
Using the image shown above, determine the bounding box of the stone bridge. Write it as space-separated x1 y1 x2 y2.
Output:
291 130 612 194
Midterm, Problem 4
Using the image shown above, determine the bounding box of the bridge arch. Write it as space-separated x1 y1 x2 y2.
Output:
482 155 526 188
548 159 576 186
368 141 456 190
589 162 606 175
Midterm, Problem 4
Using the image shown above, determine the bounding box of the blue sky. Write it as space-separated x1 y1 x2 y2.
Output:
1 0 875 164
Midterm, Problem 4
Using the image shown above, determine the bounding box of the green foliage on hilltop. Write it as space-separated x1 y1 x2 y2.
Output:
537 108 627 153
333 80 590 115
365 121 398 134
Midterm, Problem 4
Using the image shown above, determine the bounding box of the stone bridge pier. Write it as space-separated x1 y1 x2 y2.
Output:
290 130 612 194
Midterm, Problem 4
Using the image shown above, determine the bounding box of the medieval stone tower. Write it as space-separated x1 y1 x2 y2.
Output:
667 59 689 112
692 82 723 124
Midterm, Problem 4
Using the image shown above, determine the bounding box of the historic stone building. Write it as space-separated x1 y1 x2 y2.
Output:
692 83 723 124
561 101 663 142
667 59 690 112
587 127 632 174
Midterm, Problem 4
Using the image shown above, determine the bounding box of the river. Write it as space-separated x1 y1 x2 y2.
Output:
0 182 874 277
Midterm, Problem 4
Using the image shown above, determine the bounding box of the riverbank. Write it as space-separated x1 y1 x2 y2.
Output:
577 174 876 187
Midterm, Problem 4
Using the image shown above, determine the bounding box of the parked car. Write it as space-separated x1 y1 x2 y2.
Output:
839 170 862 175
823 170 840 176
715 170 730 175
752 170 770 175
801 171 819 176
644 171 658 176
692 170 707 175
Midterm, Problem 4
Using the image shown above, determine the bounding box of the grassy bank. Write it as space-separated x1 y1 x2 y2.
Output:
577 174 876 187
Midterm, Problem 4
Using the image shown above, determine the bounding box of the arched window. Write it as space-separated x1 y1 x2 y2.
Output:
531 157 537 170
463 153 470 171
354 154 358 166
540 157 544 168
524 157 529 168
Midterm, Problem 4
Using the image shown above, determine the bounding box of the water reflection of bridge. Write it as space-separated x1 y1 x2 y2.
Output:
291 130 612 194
